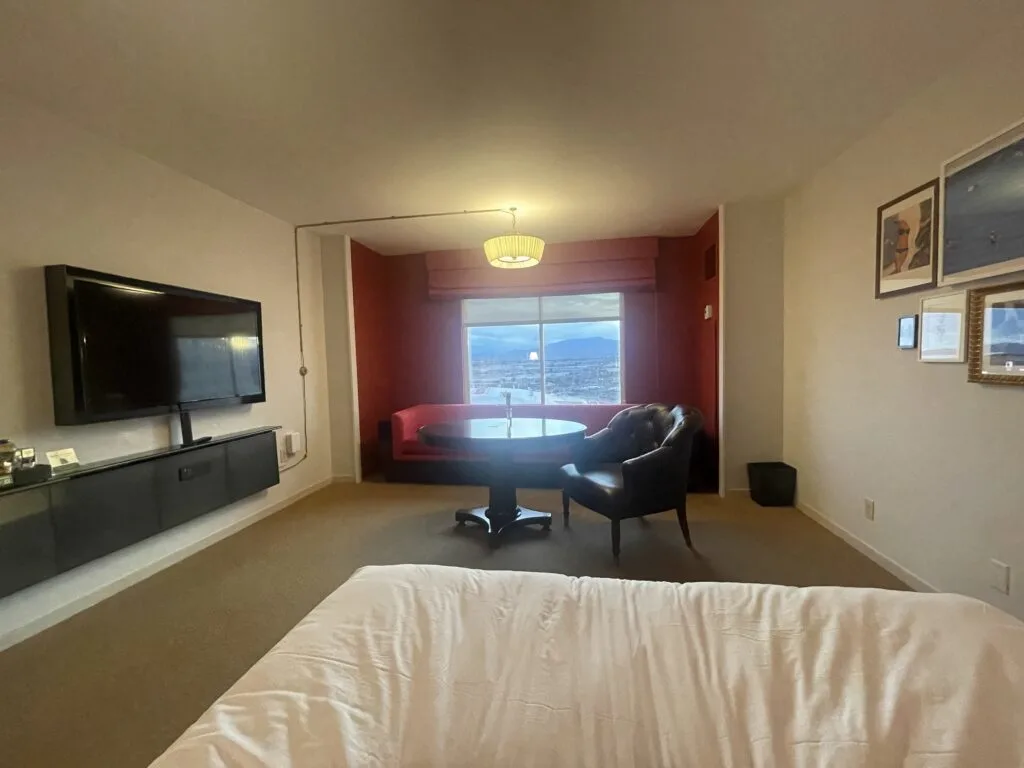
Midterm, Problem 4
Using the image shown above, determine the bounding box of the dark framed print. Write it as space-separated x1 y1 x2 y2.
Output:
940 117 1024 285
967 281 1024 385
898 314 918 349
876 179 939 298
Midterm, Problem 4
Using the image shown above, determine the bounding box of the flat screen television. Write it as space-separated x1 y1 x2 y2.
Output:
45 265 267 425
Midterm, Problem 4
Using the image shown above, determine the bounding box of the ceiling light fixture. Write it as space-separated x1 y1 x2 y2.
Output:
484 207 545 269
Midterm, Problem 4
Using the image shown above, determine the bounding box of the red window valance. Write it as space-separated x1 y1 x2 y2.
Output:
424 237 658 299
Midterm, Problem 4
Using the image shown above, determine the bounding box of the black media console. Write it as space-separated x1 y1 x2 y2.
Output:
0 427 280 600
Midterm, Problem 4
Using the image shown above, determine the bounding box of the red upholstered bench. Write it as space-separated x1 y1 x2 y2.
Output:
384 403 633 486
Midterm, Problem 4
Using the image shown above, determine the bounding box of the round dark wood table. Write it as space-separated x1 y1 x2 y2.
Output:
418 417 587 547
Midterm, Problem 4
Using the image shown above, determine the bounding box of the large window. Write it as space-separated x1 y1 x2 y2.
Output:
463 293 622 404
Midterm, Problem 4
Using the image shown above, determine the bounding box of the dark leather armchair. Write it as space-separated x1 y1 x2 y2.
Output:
559 404 704 561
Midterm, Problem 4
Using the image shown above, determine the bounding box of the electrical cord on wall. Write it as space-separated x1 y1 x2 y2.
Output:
284 207 512 476
280 226 310 474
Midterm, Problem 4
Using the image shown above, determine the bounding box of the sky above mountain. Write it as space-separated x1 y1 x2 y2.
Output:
469 321 620 360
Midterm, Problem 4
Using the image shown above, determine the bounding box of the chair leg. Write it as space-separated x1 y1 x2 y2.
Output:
611 519 621 563
562 489 570 528
676 503 693 549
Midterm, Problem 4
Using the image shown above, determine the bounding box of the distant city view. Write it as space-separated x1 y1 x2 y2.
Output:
467 321 621 404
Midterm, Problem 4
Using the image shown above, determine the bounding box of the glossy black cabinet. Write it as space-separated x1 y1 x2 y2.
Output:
157 444 230 530
227 431 279 500
0 489 56 596
0 428 279 599
51 462 160 571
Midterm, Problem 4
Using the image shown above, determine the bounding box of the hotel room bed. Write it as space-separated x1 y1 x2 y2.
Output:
150 564 1024 767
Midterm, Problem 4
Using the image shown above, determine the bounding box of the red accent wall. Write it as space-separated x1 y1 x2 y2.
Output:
389 254 463 409
350 241 395 474
692 212 720 441
350 246 462 473
658 236 702 403
350 221 720 483
621 237 698 404
621 289 659 404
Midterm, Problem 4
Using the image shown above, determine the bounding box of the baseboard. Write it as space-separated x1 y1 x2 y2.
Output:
797 502 938 593
332 474 355 483
0 477 332 653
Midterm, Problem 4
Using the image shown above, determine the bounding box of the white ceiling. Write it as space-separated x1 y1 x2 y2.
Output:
2 1 1022 254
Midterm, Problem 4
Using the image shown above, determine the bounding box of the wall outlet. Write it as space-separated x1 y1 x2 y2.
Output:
863 498 875 521
284 431 302 457
990 559 1011 595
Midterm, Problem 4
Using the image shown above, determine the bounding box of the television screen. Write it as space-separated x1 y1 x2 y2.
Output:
46 266 266 424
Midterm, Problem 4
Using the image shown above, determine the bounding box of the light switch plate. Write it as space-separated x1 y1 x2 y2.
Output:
990 559 1011 595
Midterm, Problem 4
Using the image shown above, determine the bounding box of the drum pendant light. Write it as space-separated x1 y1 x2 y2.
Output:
484 207 545 269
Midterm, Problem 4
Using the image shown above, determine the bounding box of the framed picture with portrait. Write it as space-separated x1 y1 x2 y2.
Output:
875 179 939 298
967 281 1024 385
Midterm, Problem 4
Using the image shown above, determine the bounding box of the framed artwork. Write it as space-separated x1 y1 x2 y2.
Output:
919 291 967 363
898 314 918 350
876 179 939 298
940 117 1024 285
967 281 1024 385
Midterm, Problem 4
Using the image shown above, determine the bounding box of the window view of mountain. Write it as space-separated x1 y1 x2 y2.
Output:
467 321 621 404
546 336 618 360
470 335 619 361
469 321 619 360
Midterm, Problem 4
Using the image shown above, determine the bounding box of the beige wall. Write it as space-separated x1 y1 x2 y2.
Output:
0 91 333 647
320 235 359 481
721 198 785 491
783 25 1024 617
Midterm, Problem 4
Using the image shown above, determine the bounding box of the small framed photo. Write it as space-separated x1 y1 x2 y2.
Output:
967 281 1024 385
919 291 967 363
876 179 939 298
898 314 918 349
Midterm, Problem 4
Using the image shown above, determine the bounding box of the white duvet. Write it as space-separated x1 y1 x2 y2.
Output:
151 564 1024 767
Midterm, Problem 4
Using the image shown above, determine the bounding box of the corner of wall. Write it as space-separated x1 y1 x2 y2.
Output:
341 236 361 482
717 204 726 497
719 198 785 492
319 235 360 482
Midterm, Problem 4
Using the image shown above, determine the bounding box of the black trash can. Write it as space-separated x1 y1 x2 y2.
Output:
747 462 796 507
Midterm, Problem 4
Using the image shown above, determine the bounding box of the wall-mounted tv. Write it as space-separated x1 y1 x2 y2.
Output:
45 265 267 426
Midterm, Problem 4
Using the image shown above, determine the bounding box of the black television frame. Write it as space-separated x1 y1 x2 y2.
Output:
45 265 267 426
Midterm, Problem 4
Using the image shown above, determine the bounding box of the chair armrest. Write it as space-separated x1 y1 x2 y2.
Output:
571 428 616 468
621 446 679 502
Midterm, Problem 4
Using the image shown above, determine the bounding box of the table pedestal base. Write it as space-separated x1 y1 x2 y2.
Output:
455 469 551 547
455 506 552 547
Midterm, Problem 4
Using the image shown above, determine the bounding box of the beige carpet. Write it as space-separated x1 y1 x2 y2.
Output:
0 482 906 768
